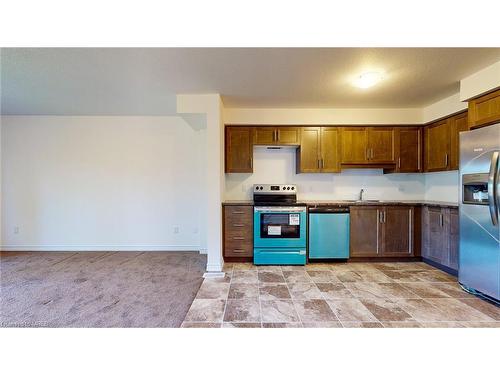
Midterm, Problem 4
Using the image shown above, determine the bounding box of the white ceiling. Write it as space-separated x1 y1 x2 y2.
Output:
1 48 500 115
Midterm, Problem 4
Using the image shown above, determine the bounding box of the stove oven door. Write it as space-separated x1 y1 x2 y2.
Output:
253 207 307 249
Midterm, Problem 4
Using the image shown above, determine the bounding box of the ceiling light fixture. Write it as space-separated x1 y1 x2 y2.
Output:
353 71 384 89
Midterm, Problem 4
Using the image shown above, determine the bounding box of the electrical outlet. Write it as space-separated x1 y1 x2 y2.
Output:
14 226 20 235
173 226 180 234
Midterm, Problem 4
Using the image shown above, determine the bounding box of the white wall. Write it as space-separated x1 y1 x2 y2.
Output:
177 94 224 272
1 116 207 251
424 171 459 202
224 107 422 125
225 147 426 201
422 93 467 123
460 61 500 101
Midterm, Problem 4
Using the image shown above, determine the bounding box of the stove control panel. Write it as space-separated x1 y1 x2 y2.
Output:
253 184 297 194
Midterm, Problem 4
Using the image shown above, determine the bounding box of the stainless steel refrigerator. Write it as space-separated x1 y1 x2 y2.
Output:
459 123 500 302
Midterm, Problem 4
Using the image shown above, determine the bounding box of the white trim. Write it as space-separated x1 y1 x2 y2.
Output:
206 261 223 272
0 245 201 251
198 248 208 255
203 272 225 278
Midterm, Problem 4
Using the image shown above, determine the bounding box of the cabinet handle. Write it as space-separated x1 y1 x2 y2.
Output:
408 209 412 254
275 129 279 142
317 159 320 169
233 249 246 253
232 211 244 214
370 148 374 159
445 153 448 167
440 214 444 227
366 148 370 160
398 157 401 169
233 236 245 240
376 210 380 254
233 224 244 227
250 157 253 168
379 210 383 223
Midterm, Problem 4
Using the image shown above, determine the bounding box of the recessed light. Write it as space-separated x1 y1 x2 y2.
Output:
353 71 384 89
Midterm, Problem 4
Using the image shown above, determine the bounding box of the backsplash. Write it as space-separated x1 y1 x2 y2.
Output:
424 171 459 202
225 147 429 201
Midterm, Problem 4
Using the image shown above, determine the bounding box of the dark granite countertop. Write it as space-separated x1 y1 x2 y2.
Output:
222 200 458 208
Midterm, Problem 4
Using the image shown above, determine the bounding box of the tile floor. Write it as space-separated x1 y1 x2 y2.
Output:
181 262 500 328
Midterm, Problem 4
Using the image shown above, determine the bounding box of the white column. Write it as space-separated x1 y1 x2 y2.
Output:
177 94 224 272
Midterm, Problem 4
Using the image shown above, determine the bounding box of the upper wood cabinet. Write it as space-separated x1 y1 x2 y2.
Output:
340 127 395 165
368 127 396 163
340 127 368 164
320 127 341 172
253 127 300 145
449 111 469 170
296 127 340 173
468 89 500 129
394 127 422 173
424 119 450 172
424 111 468 172
225 126 253 173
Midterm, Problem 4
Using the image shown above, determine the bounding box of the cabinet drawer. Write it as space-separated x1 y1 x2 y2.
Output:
225 206 253 218
223 205 254 259
225 244 253 257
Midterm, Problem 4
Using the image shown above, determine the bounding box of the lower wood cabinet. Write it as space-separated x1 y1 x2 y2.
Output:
350 206 380 257
223 205 253 259
350 205 416 258
422 206 459 271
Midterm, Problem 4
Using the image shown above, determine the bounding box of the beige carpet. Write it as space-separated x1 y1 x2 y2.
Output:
0 251 206 328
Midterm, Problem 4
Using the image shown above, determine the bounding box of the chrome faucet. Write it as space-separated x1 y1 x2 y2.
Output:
359 189 365 201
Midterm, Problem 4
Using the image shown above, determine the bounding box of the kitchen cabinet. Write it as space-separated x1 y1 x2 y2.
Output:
223 205 254 259
394 127 422 173
468 88 500 129
350 206 380 257
296 127 340 173
422 206 459 272
253 127 300 145
449 112 469 170
350 205 417 258
424 119 450 172
340 127 395 166
380 206 414 256
225 126 253 173
368 127 396 163
424 111 468 172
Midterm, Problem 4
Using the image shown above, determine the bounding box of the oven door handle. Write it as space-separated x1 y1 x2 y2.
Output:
254 207 306 213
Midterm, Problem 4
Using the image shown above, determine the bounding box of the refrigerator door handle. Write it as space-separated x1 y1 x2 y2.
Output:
487 151 499 226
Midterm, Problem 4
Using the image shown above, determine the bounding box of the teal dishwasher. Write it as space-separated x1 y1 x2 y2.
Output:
308 207 350 259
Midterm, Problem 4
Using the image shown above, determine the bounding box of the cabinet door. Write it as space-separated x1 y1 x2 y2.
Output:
448 208 459 270
422 206 448 264
350 206 381 257
367 127 395 163
340 127 368 164
225 127 253 173
397 127 422 172
425 120 450 172
297 127 321 173
381 206 413 256
253 127 276 145
468 89 500 129
277 127 300 145
320 127 340 172
449 112 468 170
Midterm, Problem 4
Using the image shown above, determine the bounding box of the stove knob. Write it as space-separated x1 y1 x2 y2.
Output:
282 186 286 190
291 186 295 190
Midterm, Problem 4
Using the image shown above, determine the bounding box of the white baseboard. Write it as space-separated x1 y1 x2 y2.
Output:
0 245 202 251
